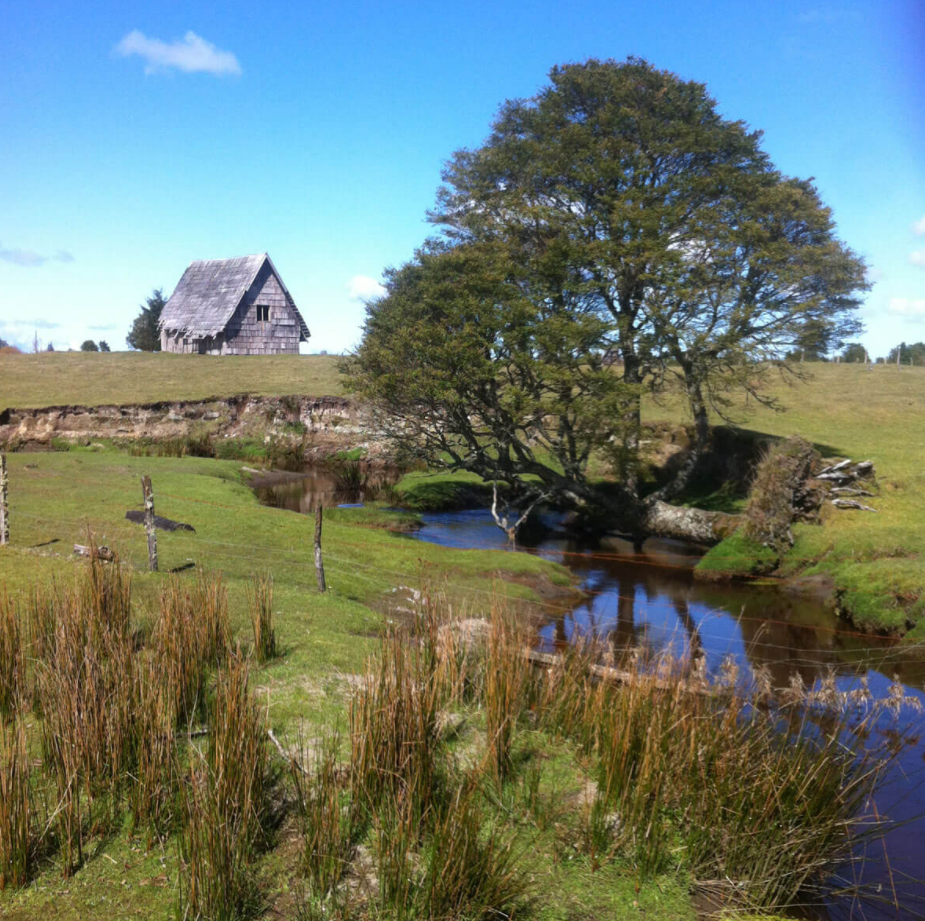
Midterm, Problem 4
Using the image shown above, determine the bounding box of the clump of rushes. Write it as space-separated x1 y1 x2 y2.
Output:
196 568 231 664
484 600 529 784
0 593 24 721
412 776 526 921
349 631 442 823
127 658 177 842
0 719 34 889
291 729 358 906
33 557 138 871
250 572 277 664
534 644 894 910
179 653 271 921
154 572 230 728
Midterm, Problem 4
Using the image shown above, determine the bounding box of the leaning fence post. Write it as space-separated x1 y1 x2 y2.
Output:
141 475 158 572
314 505 326 593
0 453 8 546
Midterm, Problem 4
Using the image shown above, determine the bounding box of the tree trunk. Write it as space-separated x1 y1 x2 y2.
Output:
640 499 738 544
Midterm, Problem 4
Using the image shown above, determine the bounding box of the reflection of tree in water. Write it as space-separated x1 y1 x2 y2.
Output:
541 542 925 695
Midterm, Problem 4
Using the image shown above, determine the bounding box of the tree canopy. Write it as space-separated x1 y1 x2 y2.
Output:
80 340 99 352
350 58 869 534
126 288 166 351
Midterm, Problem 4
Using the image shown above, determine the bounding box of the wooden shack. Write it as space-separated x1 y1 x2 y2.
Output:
158 253 310 355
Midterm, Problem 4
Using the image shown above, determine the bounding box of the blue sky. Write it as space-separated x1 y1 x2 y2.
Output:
0 0 921 356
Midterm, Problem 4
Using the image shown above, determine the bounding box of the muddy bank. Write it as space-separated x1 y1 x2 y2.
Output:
0 393 389 461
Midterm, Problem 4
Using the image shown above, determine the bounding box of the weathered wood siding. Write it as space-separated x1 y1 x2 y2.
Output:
222 265 301 355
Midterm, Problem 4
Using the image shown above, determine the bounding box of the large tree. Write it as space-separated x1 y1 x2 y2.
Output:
126 288 166 351
431 59 866 486
352 58 868 538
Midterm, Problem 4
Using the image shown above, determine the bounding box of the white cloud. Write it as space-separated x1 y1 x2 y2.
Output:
910 250 925 267
0 243 74 267
914 214 925 235
116 30 241 76
887 298 925 318
866 265 885 284
346 275 386 301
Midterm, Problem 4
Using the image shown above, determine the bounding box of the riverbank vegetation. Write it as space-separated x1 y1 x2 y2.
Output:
0 552 906 920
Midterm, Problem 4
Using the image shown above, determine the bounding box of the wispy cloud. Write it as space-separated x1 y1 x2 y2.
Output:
913 214 925 235
88 323 118 331
866 265 885 284
0 318 61 331
0 243 74 267
910 250 925 267
116 30 241 76
347 275 386 301
887 298 925 319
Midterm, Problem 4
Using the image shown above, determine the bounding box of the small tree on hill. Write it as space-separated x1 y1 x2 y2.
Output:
80 340 99 352
98 340 111 352
841 343 867 363
126 288 166 351
46 342 55 352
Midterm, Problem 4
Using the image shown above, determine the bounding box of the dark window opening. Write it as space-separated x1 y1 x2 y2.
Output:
256 305 270 322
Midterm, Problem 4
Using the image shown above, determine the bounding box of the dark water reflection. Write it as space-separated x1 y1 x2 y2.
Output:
251 464 399 514
410 509 925 921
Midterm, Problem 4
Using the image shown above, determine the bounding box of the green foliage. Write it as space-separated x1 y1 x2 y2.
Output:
79 340 98 352
841 342 867 362
98 340 110 352
125 288 165 352
887 341 925 366
348 240 637 516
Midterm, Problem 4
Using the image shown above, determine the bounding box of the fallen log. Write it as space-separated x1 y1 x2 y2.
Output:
831 498 878 512
73 544 115 561
125 510 195 532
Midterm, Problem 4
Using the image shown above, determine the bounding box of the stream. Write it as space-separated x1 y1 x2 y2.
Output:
256 469 925 919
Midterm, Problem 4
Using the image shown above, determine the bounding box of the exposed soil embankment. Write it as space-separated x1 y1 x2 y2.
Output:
0 394 388 460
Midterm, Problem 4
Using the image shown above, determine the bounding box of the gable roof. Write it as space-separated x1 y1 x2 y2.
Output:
159 253 309 340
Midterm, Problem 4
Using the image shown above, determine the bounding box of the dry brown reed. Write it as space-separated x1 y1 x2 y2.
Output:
250 571 277 663
349 630 442 824
0 719 34 889
179 653 270 921
0 593 24 721
291 729 357 903
154 571 230 728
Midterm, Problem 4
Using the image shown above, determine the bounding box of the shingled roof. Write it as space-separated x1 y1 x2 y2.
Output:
159 253 309 340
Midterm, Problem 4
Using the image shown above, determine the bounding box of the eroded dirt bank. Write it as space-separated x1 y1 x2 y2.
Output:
0 394 388 460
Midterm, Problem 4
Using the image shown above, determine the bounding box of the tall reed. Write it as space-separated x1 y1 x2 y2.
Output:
0 593 24 721
349 631 442 823
127 658 177 840
291 729 357 903
179 654 270 921
0 719 34 889
154 572 230 728
483 602 529 784
250 572 277 664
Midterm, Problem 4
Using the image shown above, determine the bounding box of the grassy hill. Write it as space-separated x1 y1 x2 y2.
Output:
0 351 344 411
643 364 925 635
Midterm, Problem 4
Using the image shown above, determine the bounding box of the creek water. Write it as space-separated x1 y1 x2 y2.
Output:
256 470 925 919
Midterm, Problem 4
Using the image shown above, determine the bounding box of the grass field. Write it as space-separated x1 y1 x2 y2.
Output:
0 351 344 411
2 353 922 633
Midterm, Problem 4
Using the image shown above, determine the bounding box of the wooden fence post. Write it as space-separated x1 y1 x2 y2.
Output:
314 506 326 593
141 475 158 572
0 453 8 546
